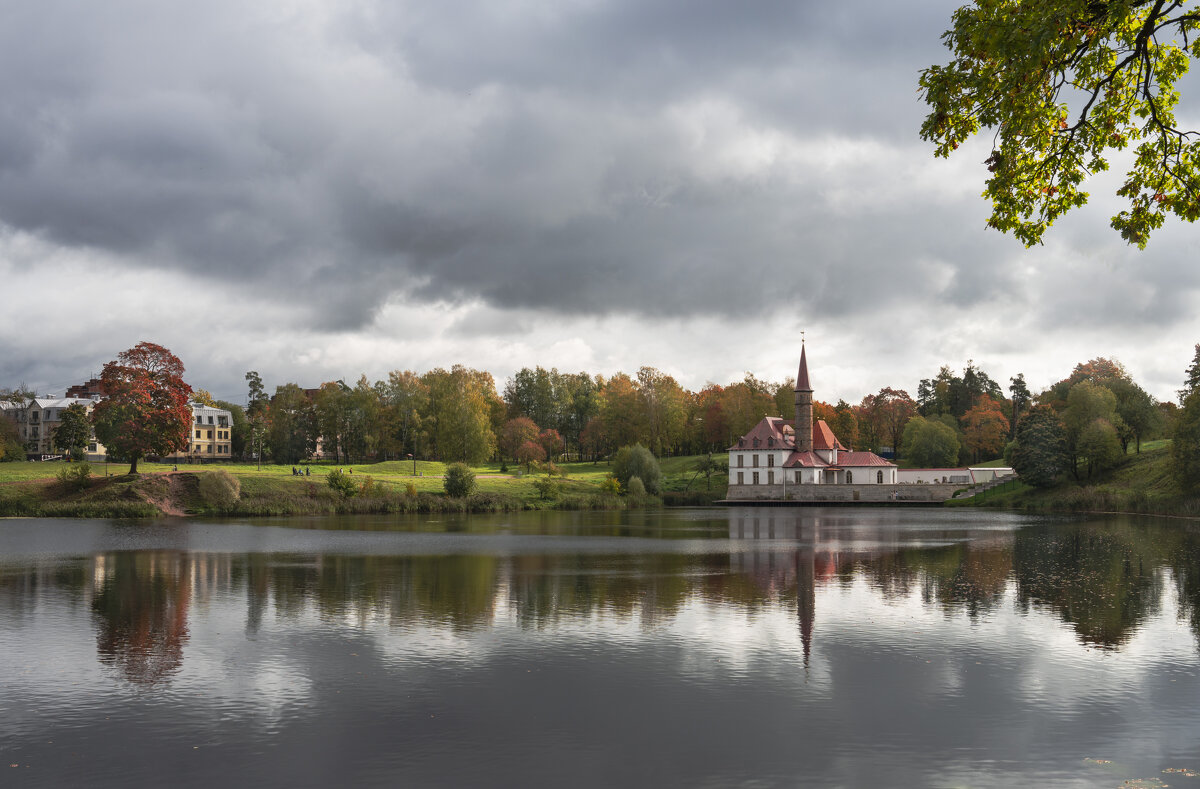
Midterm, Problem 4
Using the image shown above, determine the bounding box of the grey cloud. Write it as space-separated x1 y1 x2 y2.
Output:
1 0 1197 353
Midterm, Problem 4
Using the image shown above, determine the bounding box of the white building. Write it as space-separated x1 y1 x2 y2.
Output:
727 345 897 497
0 396 107 460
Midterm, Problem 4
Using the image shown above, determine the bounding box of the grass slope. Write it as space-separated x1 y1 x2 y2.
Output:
950 442 1200 517
0 454 730 517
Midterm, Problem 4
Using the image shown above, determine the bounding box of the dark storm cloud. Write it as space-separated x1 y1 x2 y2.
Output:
0 0 1195 343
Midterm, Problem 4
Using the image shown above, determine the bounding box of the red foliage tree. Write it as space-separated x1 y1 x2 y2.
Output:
515 439 546 469
538 428 564 461
500 417 540 462
91 342 193 473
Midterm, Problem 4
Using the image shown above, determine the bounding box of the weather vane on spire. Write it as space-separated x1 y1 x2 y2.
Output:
801 330 805 344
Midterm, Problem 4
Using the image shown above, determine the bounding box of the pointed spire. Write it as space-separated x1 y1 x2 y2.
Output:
795 341 812 392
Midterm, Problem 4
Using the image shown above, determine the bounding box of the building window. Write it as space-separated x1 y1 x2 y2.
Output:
219 417 228 427
794 471 802 484
752 454 759 467
196 415 203 425
738 439 744 448
207 445 213 453
737 472 744 485
877 470 884 483
768 437 774 448
847 471 854 483
752 472 760 485
767 471 774 485
767 454 774 467
207 430 213 439
195 430 201 438
753 438 760 448
737 455 744 468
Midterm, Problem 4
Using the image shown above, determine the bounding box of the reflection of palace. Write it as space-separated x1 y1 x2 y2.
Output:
726 508 1021 664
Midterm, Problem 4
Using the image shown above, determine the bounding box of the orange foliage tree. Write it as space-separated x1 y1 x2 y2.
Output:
92 342 193 474
961 396 1009 463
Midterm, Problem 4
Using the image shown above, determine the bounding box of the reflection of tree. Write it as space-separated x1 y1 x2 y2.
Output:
60 514 1200 668
91 552 191 685
1170 530 1200 648
1013 523 1163 649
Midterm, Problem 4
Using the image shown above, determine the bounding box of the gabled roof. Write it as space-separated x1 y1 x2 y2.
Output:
783 451 824 468
837 452 897 468
812 420 847 451
728 416 794 451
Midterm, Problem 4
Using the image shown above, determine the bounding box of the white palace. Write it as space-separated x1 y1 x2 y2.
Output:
727 345 897 499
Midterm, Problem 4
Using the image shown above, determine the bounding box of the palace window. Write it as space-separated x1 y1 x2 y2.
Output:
196 416 203 425
767 471 774 485
767 437 774 448
207 430 213 439
847 471 854 483
195 430 201 439
753 438 760 448
737 472 744 485
752 454 759 467
794 471 802 483
752 472 760 485
767 454 774 467
877 470 884 483
737 455 744 468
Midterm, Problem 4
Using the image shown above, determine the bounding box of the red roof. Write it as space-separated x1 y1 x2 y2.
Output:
796 344 812 391
728 416 791 451
837 452 896 467
812 420 847 451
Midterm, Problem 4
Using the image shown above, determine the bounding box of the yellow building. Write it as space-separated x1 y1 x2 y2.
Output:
166 403 233 463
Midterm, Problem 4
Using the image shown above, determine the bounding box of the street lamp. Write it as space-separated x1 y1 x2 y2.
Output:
407 453 415 476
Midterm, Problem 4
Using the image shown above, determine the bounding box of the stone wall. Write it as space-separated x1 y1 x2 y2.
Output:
725 483 960 503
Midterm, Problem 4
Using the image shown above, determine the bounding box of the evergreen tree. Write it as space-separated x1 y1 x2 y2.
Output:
1180 344 1200 405
1173 391 1200 493
1009 407 1068 488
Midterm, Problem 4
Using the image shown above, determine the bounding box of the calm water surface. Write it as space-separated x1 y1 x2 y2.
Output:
2 507 1200 787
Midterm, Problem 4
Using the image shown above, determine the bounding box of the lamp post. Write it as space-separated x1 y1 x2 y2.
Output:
408 453 414 476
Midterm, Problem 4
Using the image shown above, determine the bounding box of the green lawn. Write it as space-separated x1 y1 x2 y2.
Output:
0 453 729 504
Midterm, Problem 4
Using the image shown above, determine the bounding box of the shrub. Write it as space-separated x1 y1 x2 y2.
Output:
626 475 647 496
2 440 24 462
444 462 476 498
358 474 376 496
57 462 92 491
199 469 241 510
326 468 358 498
600 474 621 495
533 477 560 500
405 481 418 497
612 444 662 494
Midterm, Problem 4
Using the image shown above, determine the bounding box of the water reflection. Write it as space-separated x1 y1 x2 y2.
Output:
0 510 1189 685
91 553 194 684
2 509 1200 787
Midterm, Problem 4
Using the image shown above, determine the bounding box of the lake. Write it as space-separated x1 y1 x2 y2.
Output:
2 507 1199 787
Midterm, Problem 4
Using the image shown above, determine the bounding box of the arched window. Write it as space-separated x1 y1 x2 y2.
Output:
877 470 884 483
846 471 853 483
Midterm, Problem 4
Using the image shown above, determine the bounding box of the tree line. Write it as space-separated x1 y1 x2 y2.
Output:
0 347 1191 479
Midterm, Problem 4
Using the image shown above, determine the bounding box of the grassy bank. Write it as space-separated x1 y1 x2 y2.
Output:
0 455 730 517
948 442 1200 518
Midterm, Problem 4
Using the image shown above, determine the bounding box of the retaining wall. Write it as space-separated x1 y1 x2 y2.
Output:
725 483 960 503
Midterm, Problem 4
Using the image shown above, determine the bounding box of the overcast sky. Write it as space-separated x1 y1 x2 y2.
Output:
3 0 1198 407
